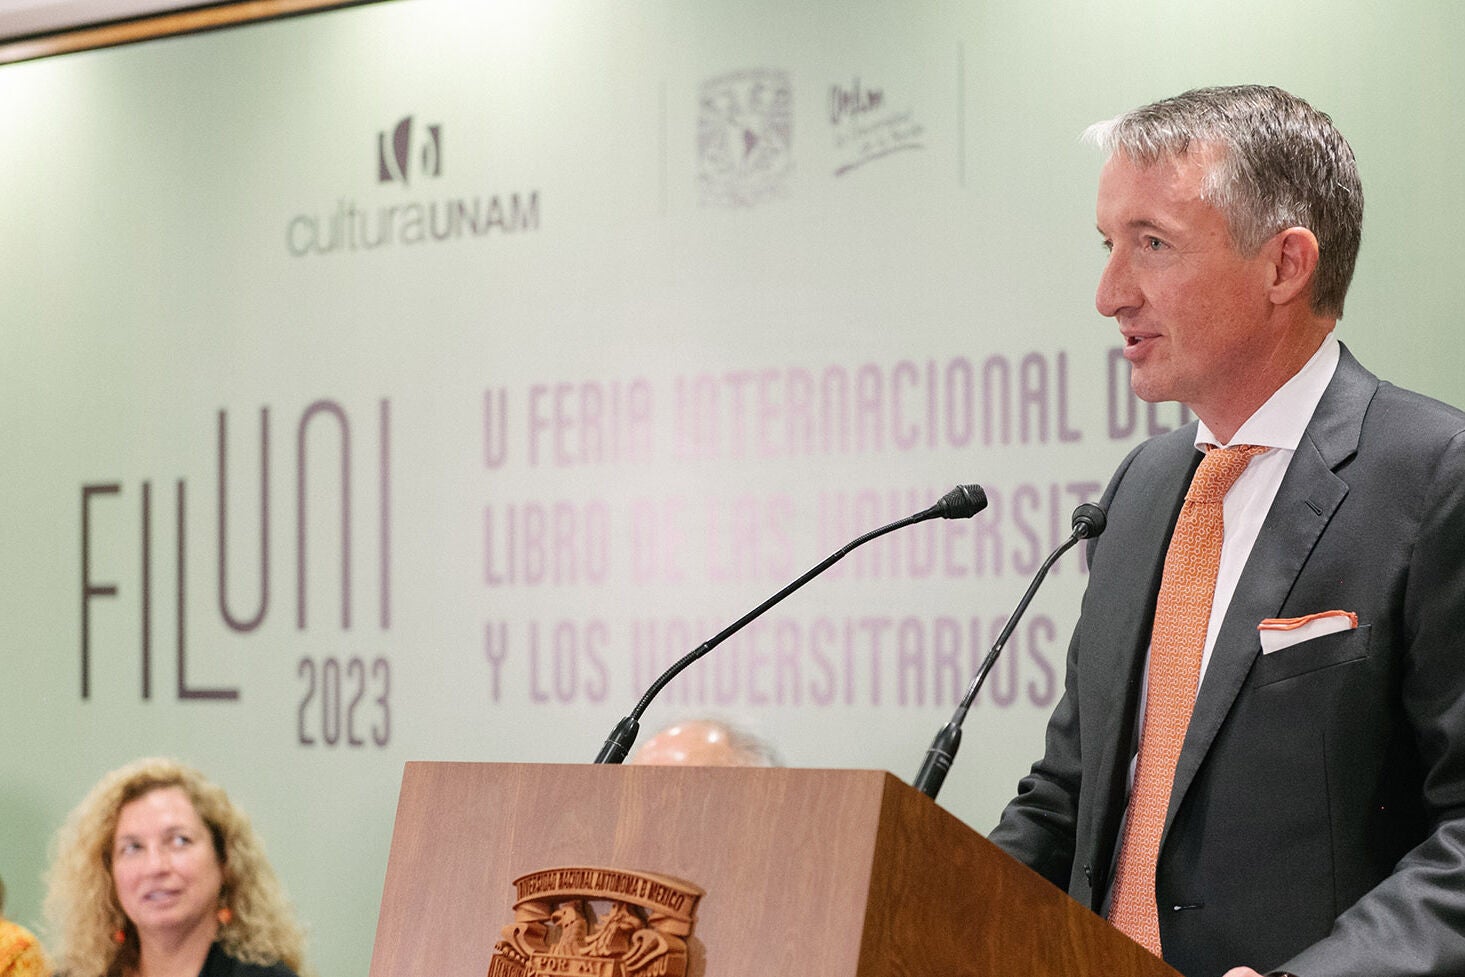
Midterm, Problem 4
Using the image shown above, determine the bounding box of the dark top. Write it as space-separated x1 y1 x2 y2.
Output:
198 944 297 977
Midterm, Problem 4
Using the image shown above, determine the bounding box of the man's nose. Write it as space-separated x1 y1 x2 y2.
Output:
1095 251 1135 319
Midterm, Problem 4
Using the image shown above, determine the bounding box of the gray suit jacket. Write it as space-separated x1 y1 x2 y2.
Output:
989 345 1465 977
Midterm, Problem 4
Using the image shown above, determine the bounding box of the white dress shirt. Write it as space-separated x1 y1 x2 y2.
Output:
1190 333 1340 681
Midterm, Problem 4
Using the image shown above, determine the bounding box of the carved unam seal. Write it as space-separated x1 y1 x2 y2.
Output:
487 866 704 977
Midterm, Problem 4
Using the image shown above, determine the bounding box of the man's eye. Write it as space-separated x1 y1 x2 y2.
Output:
1145 236 1166 251
1100 239 1114 253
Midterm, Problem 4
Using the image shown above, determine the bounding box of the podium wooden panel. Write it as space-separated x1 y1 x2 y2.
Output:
367 761 1177 977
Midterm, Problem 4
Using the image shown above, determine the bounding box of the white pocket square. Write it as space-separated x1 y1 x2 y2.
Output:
1257 610 1359 654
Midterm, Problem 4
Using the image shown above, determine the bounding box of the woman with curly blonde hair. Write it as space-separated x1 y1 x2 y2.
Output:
44 759 306 977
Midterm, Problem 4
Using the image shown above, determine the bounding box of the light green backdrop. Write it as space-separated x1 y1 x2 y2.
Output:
2 2 1462 976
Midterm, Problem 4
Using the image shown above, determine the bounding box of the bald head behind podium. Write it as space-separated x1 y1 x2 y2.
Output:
629 719 779 768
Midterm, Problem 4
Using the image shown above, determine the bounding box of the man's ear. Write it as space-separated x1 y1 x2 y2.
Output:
1267 226 1320 306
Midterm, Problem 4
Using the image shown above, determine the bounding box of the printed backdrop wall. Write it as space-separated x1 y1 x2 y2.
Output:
3 2 1463 975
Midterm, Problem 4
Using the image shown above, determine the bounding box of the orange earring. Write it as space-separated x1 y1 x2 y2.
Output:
112 929 127 945
217 907 233 926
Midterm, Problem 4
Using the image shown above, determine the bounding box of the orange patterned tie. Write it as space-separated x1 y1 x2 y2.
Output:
1109 443 1267 955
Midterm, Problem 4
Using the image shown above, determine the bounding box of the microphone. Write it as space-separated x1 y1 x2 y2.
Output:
911 502 1107 800
593 484 989 763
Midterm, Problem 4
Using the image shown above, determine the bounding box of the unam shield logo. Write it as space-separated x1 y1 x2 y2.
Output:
377 115 442 186
488 866 704 977
697 70 792 208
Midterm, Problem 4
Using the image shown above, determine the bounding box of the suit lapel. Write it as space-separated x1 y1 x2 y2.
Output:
1163 345 1376 831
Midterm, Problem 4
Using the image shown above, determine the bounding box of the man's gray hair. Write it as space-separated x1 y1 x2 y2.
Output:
1085 85 1363 318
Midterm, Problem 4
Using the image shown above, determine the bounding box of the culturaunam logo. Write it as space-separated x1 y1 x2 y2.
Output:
286 114 540 257
378 115 442 185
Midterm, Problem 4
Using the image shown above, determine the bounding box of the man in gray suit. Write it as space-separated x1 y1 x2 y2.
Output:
989 85 1465 977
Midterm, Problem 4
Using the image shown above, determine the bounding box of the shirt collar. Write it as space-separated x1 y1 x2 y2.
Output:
1195 333 1340 451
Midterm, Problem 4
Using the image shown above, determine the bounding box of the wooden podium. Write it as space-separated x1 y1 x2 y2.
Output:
367 762 1178 977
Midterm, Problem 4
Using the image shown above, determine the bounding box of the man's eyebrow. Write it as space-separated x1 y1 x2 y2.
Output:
1097 218 1172 237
